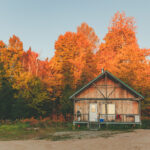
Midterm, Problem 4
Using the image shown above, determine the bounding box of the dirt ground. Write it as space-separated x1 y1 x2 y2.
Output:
0 129 150 150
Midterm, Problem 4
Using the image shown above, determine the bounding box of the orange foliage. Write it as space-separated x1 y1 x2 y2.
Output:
21 114 72 126
77 22 100 51
22 47 39 76
0 35 25 89
21 48 53 93
54 32 97 91
0 11 150 116
21 117 39 126
96 11 150 96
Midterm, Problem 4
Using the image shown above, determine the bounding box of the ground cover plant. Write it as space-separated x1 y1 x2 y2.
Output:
0 117 149 141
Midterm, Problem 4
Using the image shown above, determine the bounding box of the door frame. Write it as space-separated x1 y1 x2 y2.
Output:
89 103 98 122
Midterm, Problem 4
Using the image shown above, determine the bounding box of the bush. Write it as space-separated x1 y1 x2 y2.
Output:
141 119 150 129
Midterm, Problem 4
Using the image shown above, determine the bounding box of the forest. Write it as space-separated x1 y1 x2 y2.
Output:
0 11 150 120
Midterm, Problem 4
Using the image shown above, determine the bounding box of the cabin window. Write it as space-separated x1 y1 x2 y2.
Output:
101 103 115 114
107 104 115 114
91 104 96 112
101 104 106 114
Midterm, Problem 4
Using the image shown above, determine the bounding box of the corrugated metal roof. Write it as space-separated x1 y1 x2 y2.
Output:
69 71 144 99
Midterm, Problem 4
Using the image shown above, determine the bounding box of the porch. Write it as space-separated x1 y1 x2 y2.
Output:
73 114 141 124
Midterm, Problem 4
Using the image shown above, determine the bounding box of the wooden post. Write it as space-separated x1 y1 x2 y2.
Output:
105 73 108 121
73 98 75 123
99 122 101 129
87 111 90 128
87 122 90 128
139 100 142 126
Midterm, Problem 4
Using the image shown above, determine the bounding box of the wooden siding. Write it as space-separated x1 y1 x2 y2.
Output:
76 77 135 99
74 76 141 123
75 100 139 115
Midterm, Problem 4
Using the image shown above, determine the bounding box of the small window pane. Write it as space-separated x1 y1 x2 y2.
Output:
91 105 96 112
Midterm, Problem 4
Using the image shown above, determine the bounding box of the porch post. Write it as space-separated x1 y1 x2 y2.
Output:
105 72 108 121
73 98 75 124
139 100 142 125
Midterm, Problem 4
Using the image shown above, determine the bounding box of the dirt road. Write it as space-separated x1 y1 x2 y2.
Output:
0 129 150 150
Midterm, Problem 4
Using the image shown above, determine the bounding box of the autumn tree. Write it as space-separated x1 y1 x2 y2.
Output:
53 31 97 112
0 13 149 119
96 11 150 95
8 35 24 78
54 32 97 89
0 36 54 117
77 22 100 51
96 12 137 71
0 63 15 119
20 48 54 115
22 47 39 76
0 35 27 91
16 77 52 115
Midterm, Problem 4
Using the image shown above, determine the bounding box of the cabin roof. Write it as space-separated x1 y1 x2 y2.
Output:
69 71 144 99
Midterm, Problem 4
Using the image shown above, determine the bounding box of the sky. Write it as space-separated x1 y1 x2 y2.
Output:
0 0 150 60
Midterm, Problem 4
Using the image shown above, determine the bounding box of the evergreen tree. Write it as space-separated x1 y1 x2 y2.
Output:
0 63 14 119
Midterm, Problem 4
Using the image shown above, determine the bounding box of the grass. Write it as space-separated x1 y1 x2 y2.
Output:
0 121 75 140
0 119 149 141
0 123 32 140
141 119 150 129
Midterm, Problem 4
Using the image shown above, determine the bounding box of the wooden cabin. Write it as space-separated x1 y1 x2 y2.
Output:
69 71 144 126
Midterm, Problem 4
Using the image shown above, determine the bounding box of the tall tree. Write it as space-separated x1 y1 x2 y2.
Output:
54 32 97 90
0 63 14 119
96 11 150 95
77 22 100 51
53 31 97 112
96 11 138 71
22 47 39 76
0 35 25 90
17 77 51 114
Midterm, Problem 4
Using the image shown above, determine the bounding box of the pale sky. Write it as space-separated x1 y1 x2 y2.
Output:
0 0 150 60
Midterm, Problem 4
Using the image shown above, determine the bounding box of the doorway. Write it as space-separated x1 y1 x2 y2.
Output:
89 103 97 122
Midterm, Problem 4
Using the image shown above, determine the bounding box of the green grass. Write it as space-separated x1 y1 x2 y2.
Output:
0 123 31 140
0 119 149 141
0 122 74 140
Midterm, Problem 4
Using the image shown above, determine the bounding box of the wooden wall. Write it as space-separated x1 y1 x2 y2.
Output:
74 100 139 122
76 77 135 99
75 100 139 115
74 76 140 122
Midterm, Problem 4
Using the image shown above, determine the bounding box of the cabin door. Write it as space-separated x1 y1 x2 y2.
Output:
89 103 97 122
